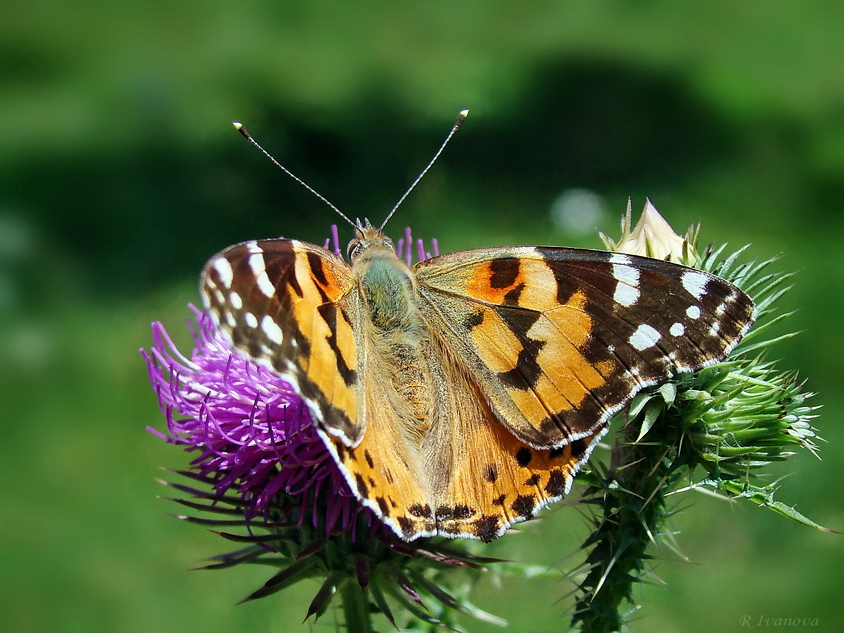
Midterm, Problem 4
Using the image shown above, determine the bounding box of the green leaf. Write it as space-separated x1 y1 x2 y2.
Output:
198 545 265 570
305 572 341 621
459 599 508 627
239 556 320 603
369 581 397 628
701 479 837 533
636 398 664 442
658 381 677 406
382 582 462 632
627 391 654 419
406 568 459 609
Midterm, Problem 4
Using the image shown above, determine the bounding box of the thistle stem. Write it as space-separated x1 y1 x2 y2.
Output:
572 415 679 633
341 580 373 633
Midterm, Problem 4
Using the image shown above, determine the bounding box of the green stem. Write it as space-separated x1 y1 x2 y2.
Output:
571 414 679 633
341 578 373 633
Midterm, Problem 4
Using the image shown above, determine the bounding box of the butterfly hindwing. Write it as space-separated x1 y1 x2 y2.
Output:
317 367 438 540
415 246 756 449
422 336 607 541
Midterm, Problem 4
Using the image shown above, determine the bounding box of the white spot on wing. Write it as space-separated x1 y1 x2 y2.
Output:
261 315 284 345
212 258 234 287
629 324 661 351
612 263 639 285
612 264 640 307
248 253 276 298
244 312 258 328
670 322 685 337
609 253 632 265
686 305 701 319
614 284 639 308
682 271 709 299
248 252 265 275
229 292 243 310
256 273 276 298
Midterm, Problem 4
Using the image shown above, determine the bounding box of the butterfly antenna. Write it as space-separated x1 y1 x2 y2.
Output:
232 122 357 230
379 109 469 231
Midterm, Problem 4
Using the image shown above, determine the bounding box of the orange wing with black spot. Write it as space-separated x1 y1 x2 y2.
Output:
417 335 607 541
200 239 366 444
414 246 756 449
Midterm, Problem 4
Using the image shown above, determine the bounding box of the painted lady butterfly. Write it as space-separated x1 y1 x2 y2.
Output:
200 115 756 542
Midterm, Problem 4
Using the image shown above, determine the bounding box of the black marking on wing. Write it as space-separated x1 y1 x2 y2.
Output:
489 258 521 289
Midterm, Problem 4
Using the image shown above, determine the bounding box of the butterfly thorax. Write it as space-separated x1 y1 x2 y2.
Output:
355 253 417 331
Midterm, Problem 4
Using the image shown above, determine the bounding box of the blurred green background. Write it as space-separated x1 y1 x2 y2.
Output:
2 1 843 631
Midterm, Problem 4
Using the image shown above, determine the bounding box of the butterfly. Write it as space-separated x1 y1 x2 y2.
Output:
200 218 756 542
200 113 756 541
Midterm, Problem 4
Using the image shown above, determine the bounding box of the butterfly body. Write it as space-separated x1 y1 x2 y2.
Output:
201 220 756 541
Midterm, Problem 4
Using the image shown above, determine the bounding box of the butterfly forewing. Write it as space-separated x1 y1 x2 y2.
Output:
414 246 756 450
200 239 365 444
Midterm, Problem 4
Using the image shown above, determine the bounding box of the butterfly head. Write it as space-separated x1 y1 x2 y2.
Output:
347 218 396 263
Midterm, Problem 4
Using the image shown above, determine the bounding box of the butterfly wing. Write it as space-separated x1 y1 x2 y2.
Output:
200 239 364 444
415 246 756 449
315 362 440 540
201 238 438 539
419 334 606 541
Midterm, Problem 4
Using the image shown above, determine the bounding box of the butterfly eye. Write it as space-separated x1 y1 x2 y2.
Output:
347 238 362 261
